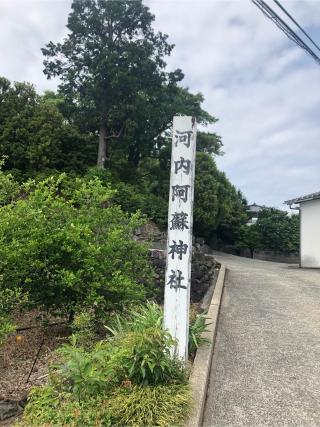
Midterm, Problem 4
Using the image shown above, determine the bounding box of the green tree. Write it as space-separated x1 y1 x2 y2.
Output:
0 77 37 125
235 224 260 258
235 208 300 256
193 153 247 242
0 78 96 175
114 88 222 168
42 0 180 168
42 1 221 170
255 208 299 253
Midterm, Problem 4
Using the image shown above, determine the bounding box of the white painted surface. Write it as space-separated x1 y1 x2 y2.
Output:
164 116 197 361
300 199 320 268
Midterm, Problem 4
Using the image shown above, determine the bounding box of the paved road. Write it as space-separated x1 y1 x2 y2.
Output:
203 252 320 427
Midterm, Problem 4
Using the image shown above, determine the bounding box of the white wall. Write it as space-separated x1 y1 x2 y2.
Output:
300 199 320 268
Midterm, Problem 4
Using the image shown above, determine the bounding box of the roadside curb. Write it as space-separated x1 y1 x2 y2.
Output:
186 264 226 427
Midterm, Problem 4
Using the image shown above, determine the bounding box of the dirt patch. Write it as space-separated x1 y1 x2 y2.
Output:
0 311 70 402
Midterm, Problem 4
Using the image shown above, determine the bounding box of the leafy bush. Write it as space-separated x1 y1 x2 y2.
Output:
19 386 112 427
54 328 186 398
0 174 155 318
0 159 19 206
54 336 113 400
106 302 209 357
86 167 168 229
109 327 186 386
107 384 190 427
20 305 190 427
20 383 190 427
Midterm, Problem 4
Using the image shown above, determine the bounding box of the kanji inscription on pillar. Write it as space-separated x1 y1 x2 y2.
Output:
164 116 197 361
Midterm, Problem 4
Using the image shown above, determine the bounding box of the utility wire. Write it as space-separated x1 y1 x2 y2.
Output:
251 0 320 65
272 0 320 53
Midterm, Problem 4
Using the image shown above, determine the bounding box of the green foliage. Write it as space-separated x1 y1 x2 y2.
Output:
105 301 163 336
42 0 179 167
55 336 112 400
106 302 209 358
236 208 299 255
20 304 190 427
19 386 112 427
194 153 248 242
42 0 220 168
0 174 154 317
188 309 210 355
0 158 19 206
0 78 96 175
111 327 186 386
235 224 260 257
21 383 190 427
107 384 190 427
255 208 299 253
55 329 186 396
71 312 96 348
0 288 26 346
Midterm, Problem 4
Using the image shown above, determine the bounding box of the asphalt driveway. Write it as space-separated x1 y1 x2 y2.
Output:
203 252 320 427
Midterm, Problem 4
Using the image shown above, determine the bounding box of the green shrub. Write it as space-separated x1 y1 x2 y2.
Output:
0 159 19 206
108 384 190 427
105 301 163 335
0 174 155 318
19 386 112 427
110 327 187 386
54 328 186 398
19 302 192 427
86 167 168 229
106 302 210 357
20 383 190 427
54 336 113 400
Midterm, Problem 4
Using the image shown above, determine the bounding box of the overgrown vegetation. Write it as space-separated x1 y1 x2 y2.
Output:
19 303 196 426
0 170 154 320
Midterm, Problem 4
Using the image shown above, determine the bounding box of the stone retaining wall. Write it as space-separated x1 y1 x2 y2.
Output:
150 248 218 304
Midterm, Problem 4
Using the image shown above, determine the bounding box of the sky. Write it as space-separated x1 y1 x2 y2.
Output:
0 0 320 208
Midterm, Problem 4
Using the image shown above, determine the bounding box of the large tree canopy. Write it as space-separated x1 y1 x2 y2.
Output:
42 0 220 168
42 0 178 167
0 78 95 174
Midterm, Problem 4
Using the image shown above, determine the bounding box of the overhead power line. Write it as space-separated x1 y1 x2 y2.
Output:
251 0 320 66
272 0 320 53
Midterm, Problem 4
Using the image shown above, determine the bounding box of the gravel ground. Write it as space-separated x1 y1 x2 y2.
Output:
203 252 320 427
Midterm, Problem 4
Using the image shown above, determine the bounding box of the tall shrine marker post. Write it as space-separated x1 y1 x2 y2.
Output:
164 116 197 361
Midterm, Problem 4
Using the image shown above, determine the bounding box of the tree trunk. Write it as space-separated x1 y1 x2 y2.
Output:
128 143 140 167
97 122 108 168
